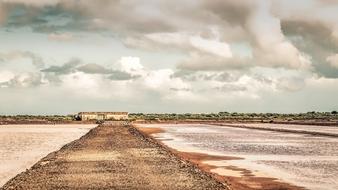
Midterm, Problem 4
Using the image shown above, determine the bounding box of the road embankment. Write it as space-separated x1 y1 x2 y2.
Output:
1 123 226 190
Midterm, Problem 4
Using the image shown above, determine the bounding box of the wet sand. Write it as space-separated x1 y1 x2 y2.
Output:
0 124 96 186
137 124 338 190
1 124 226 190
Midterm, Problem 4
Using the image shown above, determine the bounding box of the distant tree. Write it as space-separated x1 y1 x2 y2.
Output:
219 112 229 115
332 111 338 115
231 112 238 116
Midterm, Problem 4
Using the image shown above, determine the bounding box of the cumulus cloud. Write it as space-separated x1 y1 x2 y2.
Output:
1 0 338 112
0 0 333 73
0 71 15 85
246 1 309 69
76 62 141 80
326 54 338 69
119 56 145 76
281 19 338 77
41 58 81 74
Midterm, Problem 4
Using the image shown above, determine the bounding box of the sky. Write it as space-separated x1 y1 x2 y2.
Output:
0 0 338 115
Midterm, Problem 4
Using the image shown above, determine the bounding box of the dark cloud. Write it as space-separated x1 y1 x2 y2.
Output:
75 63 141 81
172 70 241 83
281 20 338 52
202 0 254 26
77 63 111 74
40 59 140 81
214 84 247 92
0 1 179 34
41 58 81 74
0 2 96 33
281 19 338 78
108 70 140 81
0 72 43 88
169 87 191 92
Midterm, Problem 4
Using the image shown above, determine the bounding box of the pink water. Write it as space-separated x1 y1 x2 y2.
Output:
139 124 338 190
0 124 96 186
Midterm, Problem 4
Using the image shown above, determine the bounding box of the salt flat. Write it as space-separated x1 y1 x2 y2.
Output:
140 124 338 190
0 124 97 186
225 123 338 136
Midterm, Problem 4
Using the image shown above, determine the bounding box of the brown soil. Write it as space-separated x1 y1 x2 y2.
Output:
175 152 306 190
137 126 307 190
1 123 226 190
137 127 165 135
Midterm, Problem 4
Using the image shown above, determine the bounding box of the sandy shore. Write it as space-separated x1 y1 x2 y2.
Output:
137 126 307 190
1 124 226 190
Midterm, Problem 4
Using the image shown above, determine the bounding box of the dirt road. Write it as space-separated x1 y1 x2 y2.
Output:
1 124 226 190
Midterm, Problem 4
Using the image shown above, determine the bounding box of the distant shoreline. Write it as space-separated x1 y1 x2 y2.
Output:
1 119 337 127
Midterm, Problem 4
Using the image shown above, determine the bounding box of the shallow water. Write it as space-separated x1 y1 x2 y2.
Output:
227 123 338 135
0 124 97 186
140 124 338 190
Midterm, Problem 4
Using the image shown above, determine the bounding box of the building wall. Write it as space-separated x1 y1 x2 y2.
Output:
106 114 128 120
81 114 98 121
79 112 128 121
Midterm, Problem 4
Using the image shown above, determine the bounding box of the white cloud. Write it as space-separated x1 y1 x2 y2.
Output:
144 69 173 88
0 51 44 68
143 69 189 90
145 32 233 57
119 56 145 75
189 36 232 58
48 33 74 42
247 1 309 69
0 71 14 83
326 54 338 68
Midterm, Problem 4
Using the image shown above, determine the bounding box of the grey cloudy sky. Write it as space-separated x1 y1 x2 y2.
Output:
0 0 338 114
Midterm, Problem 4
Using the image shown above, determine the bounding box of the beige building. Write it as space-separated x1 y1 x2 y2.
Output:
78 112 128 121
